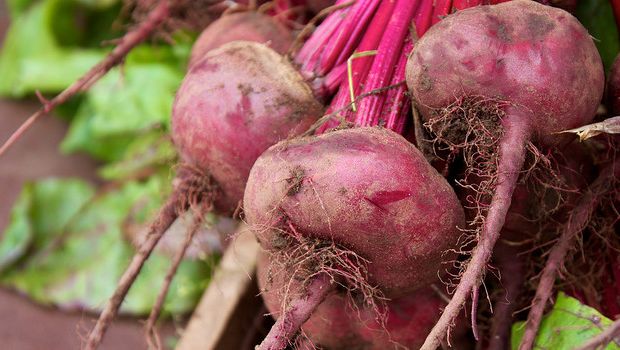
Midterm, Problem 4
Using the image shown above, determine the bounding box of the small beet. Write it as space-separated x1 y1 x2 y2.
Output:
188 12 293 68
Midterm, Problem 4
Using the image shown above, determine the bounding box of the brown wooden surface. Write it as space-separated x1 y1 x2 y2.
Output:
0 2 176 348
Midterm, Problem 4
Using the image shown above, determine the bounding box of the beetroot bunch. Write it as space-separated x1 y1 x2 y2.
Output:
14 0 613 349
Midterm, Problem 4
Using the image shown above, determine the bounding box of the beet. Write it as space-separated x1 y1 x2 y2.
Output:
407 2 602 144
174 41 323 213
188 12 293 68
246 127 465 296
405 1 604 348
246 127 465 349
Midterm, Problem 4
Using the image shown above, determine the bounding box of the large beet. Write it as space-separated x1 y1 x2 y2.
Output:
245 127 465 297
407 0 602 143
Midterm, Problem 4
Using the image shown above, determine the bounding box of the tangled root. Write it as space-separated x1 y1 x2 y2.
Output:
562 162 620 309
174 163 220 214
264 220 388 328
426 96 573 259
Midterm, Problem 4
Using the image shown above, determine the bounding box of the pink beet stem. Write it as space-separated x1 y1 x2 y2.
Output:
318 0 381 75
319 0 395 100
296 8 344 74
331 0 391 69
316 79 352 134
384 40 413 134
316 0 401 133
453 0 484 11
414 0 434 37
432 0 453 24
257 274 335 350
421 117 531 350
346 0 398 96
323 62 347 95
355 0 419 127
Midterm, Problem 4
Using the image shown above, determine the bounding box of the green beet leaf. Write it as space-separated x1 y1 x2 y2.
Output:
0 177 215 316
512 292 620 349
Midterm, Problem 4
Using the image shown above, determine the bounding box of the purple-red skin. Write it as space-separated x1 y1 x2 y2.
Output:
244 127 465 297
256 251 461 350
608 55 620 115
188 12 293 68
173 41 323 214
407 0 603 145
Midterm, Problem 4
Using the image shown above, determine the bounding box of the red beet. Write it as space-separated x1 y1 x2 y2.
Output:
246 127 465 296
188 12 293 68
405 1 604 348
245 127 465 349
87 40 322 348
174 41 323 213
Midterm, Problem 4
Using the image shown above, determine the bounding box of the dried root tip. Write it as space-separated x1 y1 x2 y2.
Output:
258 273 335 350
